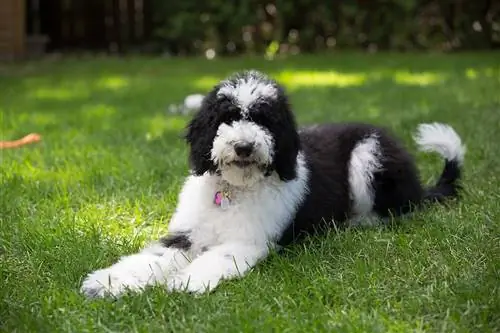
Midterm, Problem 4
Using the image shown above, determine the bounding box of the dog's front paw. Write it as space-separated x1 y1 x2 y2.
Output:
167 274 219 294
80 268 146 298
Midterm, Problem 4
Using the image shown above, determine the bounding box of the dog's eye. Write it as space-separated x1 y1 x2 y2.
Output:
217 99 240 114
249 110 275 129
219 109 242 125
227 105 239 113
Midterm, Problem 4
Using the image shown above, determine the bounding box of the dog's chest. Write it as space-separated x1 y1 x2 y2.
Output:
188 177 292 246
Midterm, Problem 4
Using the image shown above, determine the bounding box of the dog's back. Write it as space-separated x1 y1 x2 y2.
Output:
279 122 464 245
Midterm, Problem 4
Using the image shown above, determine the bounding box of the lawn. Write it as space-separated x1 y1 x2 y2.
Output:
1 52 499 332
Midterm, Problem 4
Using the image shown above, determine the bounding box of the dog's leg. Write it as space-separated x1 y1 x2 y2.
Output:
167 242 269 293
80 242 191 298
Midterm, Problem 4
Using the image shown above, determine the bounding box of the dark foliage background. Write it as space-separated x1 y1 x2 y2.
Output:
151 0 499 56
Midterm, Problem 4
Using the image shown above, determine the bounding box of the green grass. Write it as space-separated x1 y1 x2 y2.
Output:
1 52 499 332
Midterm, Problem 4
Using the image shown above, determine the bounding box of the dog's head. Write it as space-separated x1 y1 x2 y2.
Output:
185 70 300 187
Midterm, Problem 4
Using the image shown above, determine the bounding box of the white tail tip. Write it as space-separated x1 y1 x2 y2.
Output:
413 123 466 164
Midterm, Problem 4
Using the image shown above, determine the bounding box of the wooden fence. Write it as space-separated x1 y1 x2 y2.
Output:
26 0 153 53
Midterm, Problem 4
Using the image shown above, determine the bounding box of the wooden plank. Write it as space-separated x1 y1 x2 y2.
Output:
13 0 26 58
0 31 14 39
0 0 25 59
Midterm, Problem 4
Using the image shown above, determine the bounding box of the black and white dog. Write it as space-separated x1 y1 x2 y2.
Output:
81 70 465 298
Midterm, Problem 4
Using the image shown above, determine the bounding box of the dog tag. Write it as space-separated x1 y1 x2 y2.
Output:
220 196 230 210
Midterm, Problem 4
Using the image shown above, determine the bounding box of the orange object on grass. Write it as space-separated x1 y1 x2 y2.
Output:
0 133 42 149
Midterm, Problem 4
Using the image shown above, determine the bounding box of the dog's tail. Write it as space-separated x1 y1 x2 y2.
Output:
413 123 466 203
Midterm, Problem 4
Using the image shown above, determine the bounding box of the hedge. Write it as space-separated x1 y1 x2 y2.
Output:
151 0 499 56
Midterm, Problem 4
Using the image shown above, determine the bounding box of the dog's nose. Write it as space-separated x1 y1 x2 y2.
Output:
234 142 254 157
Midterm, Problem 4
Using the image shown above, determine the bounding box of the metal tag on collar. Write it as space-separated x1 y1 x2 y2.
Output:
214 191 230 210
220 195 230 210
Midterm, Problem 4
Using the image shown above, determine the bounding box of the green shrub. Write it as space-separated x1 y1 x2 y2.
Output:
151 0 499 55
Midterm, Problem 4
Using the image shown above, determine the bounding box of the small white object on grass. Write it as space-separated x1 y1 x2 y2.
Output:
184 94 204 111
168 94 205 115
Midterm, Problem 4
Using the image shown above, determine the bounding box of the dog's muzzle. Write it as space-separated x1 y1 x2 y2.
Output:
231 141 257 167
234 141 254 157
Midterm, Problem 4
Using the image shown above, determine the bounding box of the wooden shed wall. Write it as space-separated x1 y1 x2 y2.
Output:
0 0 26 60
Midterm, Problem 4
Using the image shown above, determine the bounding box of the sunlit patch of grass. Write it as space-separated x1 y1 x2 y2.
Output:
393 71 443 86
465 68 478 80
277 70 367 89
74 199 169 242
96 76 130 91
465 67 499 80
193 70 368 91
193 76 219 90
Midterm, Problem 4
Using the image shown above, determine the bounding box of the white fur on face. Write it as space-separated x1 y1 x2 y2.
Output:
211 120 274 187
348 135 382 217
217 72 277 116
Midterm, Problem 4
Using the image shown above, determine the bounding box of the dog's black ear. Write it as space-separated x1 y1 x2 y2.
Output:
274 130 300 181
272 96 300 181
185 92 219 176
